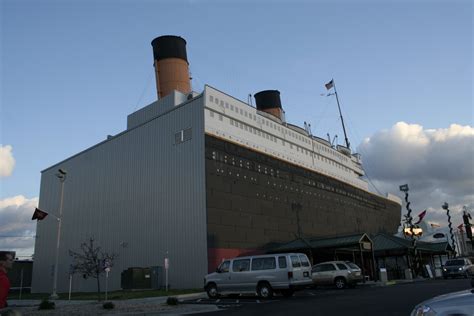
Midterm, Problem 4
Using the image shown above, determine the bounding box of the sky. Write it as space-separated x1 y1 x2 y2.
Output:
1 0 472 258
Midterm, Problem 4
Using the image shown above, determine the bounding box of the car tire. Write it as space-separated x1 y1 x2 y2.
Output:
281 289 295 297
257 282 273 299
334 277 347 289
206 283 219 299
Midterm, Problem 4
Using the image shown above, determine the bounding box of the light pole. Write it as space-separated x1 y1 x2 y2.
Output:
442 202 457 258
51 168 67 299
399 184 420 277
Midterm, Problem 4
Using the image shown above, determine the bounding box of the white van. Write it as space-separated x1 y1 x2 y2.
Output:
204 253 313 298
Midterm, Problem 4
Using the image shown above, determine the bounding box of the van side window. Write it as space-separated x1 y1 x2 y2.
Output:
251 258 264 271
290 255 301 267
299 255 310 267
219 261 230 273
252 257 276 271
263 257 276 270
233 259 250 272
278 256 287 268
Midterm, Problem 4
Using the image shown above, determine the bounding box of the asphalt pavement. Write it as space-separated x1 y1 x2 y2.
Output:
188 278 473 316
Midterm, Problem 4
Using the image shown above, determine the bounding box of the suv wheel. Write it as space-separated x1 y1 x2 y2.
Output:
206 283 219 299
334 277 347 289
257 282 273 299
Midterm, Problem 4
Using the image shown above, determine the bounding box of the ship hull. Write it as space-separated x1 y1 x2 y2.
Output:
205 135 401 270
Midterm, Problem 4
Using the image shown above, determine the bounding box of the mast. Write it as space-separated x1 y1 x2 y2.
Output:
332 80 351 150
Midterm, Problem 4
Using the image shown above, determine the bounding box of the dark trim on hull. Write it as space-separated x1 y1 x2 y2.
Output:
205 135 401 251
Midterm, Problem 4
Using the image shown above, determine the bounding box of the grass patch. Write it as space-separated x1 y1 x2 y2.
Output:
9 288 202 301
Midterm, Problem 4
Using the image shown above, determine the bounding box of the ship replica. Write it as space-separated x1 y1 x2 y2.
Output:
33 35 403 292
146 36 402 265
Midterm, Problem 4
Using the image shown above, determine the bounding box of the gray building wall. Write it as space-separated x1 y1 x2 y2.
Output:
32 96 208 293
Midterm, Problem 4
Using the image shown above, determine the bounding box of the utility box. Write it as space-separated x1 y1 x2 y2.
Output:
150 266 163 289
379 268 388 283
404 268 413 280
121 267 152 290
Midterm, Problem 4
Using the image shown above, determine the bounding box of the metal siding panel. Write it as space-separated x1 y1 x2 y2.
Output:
32 97 207 292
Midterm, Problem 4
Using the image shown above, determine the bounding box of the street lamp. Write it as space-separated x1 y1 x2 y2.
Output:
399 184 420 277
442 202 457 258
51 168 67 299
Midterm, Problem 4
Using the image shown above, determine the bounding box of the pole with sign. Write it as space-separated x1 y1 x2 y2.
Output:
68 264 74 300
165 257 169 292
103 259 111 301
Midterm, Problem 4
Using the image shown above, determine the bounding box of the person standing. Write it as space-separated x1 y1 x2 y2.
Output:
0 251 14 309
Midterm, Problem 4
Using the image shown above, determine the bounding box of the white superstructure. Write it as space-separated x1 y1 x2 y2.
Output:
204 85 368 191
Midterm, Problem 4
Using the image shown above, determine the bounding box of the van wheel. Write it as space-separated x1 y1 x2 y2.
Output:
206 283 219 299
257 282 273 299
281 289 295 297
334 277 347 289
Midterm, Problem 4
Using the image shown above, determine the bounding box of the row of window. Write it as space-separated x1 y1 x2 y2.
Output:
214 166 375 209
207 96 349 164
208 112 352 175
219 254 310 273
209 150 382 209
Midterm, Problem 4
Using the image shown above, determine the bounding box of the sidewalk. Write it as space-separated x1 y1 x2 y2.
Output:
5 292 215 316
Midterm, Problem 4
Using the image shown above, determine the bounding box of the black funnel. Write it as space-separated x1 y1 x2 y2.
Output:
151 35 188 63
254 90 282 110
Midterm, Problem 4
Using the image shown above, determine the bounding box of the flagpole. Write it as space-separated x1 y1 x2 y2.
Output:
332 80 351 150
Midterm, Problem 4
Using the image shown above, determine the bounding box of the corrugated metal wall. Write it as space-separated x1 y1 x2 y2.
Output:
32 97 207 293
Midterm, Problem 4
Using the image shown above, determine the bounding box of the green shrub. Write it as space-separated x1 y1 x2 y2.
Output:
102 301 115 309
166 297 179 305
38 299 55 310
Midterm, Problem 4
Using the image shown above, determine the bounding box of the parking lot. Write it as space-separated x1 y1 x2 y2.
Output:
182 279 473 315
181 285 367 308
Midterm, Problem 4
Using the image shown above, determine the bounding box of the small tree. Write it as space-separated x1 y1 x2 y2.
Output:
69 238 117 301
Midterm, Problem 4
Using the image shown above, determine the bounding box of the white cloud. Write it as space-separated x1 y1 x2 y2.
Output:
358 122 474 229
0 195 38 258
0 145 15 177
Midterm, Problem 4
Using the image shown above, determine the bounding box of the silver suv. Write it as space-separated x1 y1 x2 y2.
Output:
311 261 363 289
442 258 474 279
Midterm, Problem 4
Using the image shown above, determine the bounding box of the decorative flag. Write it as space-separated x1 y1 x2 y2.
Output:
32 208 48 221
399 184 409 192
457 223 464 230
325 79 334 90
414 210 427 225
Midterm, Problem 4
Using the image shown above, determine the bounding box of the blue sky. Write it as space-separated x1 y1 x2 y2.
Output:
1 0 472 256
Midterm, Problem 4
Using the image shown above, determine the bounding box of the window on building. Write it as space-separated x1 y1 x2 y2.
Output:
174 127 192 144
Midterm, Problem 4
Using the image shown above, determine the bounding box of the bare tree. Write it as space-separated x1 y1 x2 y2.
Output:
69 238 117 301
